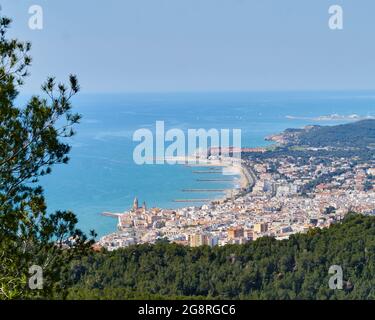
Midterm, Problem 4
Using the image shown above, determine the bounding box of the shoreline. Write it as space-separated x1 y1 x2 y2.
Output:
104 157 251 211
175 156 251 204
98 157 256 247
99 156 253 241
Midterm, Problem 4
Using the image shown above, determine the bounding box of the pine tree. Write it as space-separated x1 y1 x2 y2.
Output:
0 13 94 299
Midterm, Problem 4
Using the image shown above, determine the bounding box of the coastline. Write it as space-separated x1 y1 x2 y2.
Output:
98 119 375 249
98 155 256 247
100 156 251 235
171 156 251 204
41 92 375 238
109 156 250 212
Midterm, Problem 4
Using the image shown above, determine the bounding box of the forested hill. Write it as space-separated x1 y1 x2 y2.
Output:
272 119 375 148
62 214 375 300
298 120 375 148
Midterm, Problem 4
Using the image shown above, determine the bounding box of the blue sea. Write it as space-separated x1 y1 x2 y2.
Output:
35 91 375 237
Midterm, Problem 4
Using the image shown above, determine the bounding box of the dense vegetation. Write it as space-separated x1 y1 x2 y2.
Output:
0 14 93 299
62 214 375 300
245 147 374 162
1 13 375 301
294 120 375 148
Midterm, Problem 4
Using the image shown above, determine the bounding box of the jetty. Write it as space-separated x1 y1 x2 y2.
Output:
197 179 233 182
184 163 226 168
173 199 211 203
102 212 122 217
192 170 222 174
182 189 225 192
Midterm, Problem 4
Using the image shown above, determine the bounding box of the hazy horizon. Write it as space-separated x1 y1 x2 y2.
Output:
2 0 375 94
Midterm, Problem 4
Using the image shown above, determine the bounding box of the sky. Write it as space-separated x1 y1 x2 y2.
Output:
1 0 375 93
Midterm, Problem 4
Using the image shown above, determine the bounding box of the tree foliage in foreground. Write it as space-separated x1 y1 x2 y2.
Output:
1 13 374 301
64 214 375 300
0 14 93 299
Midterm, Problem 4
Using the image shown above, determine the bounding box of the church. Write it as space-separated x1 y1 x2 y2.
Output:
131 197 147 213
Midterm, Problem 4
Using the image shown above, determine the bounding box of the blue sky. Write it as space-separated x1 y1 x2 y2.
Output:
2 0 375 93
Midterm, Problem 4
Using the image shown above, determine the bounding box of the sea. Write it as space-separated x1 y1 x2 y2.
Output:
24 91 375 237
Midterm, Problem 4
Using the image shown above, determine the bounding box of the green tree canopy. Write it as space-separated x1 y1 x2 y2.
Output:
0 13 94 299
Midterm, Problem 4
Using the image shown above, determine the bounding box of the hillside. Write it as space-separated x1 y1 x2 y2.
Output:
61 214 375 300
268 120 375 148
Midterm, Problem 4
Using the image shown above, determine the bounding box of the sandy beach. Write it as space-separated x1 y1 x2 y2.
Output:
164 156 252 204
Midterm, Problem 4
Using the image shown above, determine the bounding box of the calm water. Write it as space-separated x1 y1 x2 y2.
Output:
36 91 375 237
